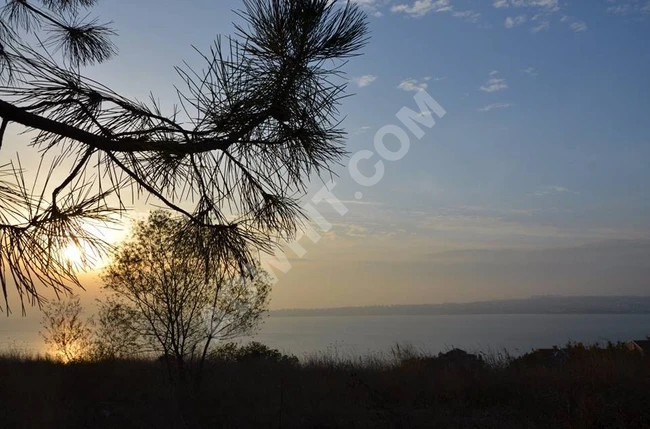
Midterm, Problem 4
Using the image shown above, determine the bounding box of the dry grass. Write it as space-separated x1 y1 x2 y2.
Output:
0 342 648 429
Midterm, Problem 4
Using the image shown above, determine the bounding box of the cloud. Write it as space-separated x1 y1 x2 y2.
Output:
345 0 384 17
268 235 650 309
533 185 579 196
494 0 583 33
522 66 538 76
337 200 383 207
391 0 452 17
558 15 588 32
418 214 565 238
353 126 372 135
417 110 437 117
478 102 513 112
352 75 378 87
397 78 428 92
493 0 559 10
480 72 509 93
388 0 586 33
390 0 481 24
531 21 550 32
606 0 650 15
505 15 527 27
452 10 482 23
569 21 588 32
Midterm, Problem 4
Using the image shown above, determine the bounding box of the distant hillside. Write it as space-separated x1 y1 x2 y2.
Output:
270 296 650 317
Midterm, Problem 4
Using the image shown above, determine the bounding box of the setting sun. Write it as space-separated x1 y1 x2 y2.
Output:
56 220 130 271
62 244 84 267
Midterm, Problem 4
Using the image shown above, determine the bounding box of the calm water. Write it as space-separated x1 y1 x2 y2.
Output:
3 314 650 358
243 314 650 358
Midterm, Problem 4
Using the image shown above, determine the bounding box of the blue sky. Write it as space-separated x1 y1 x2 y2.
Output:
5 0 650 311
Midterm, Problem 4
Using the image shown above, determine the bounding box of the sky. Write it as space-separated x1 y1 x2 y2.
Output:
3 0 650 315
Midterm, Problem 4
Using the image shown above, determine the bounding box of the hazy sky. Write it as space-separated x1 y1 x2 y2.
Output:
3 0 650 313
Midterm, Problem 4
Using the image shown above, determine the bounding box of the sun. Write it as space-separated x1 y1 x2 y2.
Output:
55 217 131 271
58 222 129 270
62 244 84 267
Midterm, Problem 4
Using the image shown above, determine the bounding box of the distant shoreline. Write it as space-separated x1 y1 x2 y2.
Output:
269 295 650 317
269 312 650 317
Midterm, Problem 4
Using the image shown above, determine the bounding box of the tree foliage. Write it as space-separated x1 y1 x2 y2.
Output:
39 295 94 363
0 0 369 311
93 294 141 360
100 210 272 368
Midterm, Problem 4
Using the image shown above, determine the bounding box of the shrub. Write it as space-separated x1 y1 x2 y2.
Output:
209 341 299 366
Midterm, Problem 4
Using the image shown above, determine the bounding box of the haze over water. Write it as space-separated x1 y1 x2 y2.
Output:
5 313 649 359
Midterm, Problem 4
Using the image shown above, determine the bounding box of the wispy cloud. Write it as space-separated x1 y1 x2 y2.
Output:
346 0 384 17
383 0 588 34
522 66 538 76
480 71 509 93
390 0 481 24
505 15 527 28
533 185 579 196
397 78 429 92
452 10 482 23
493 0 584 33
478 102 513 112
606 0 650 16
558 15 588 32
569 21 588 32
353 126 372 135
531 21 550 32
417 110 436 117
492 0 559 10
351 74 378 87
391 0 452 17
418 214 565 238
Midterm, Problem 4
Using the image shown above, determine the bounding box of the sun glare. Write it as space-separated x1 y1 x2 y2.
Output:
58 221 129 270
62 244 84 267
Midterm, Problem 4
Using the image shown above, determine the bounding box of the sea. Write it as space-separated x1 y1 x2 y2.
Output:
3 314 650 359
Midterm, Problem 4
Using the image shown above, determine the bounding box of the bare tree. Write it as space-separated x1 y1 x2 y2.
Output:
0 0 369 311
40 295 94 362
100 210 272 372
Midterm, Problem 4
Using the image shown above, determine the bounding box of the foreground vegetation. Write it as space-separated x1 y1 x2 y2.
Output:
1 341 648 429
